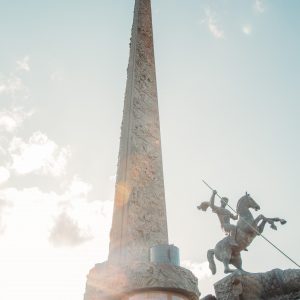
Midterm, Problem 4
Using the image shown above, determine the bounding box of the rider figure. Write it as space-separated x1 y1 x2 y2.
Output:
210 190 238 247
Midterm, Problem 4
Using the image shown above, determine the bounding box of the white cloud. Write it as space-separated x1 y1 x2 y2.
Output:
49 212 92 247
0 145 6 155
0 75 24 96
0 178 113 246
68 176 92 197
0 114 17 132
0 167 10 185
0 107 34 132
0 182 113 300
182 260 212 281
16 56 30 72
0 57 30 98
242 25 252 35
254 0 265 13
205 9 225 39
8 131 71 177
0 135 8 155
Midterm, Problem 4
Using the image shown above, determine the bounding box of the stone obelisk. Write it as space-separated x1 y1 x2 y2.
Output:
84 1 200 299
108 0 168 265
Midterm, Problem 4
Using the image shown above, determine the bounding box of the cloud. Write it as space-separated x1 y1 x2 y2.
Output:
0 167 10 185
8 131 71 177
0 174 113 298
49 212 92 247
0 113 17 132
16 56 30 72
0 134 9 155
0 74 24 97
205 9 225 39
0 107 34 132
182 260 212 281
49 176 113 247
0 57 30 98
0 177 113 245
254 0 265 13
48 196 113 248
242 25 252 35
68 176 92 197
0 182 113 300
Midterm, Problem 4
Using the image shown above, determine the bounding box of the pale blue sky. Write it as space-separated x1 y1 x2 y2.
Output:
0 0 299 298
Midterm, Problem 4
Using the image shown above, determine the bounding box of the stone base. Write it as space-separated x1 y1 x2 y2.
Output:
84 261 200 300
213 269 300 300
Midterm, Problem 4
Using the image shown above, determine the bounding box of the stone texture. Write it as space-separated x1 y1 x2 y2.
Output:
85 262 200 300
108 0 168 265
123 291 189 300
84 1 200 299
214 269 300 300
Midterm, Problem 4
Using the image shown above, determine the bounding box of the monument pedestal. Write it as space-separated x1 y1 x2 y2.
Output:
213 269 300 300
84 261 200 300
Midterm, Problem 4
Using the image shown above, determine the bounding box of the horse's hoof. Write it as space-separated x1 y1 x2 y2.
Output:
281 220 287 225
271 224 277 230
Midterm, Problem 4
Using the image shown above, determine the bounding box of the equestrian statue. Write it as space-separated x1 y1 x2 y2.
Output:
198 188 286 274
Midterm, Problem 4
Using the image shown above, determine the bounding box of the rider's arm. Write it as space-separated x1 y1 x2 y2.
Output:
210 190 217 210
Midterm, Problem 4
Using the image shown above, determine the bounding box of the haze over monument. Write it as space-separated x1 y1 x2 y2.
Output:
0 1 299 299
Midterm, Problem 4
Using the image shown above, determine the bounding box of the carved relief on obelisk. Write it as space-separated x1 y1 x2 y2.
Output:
108 0 168 264
84 2 200 298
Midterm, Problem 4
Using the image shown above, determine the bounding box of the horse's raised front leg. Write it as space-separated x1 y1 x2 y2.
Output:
254 215 286 234
265 217 287 230
254 214 268 235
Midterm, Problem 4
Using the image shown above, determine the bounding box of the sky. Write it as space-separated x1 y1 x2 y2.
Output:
0 0 300 298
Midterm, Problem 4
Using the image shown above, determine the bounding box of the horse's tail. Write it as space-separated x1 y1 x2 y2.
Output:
207 249 216 275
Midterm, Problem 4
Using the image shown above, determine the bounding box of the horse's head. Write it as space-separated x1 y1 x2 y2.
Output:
236 192 260 214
